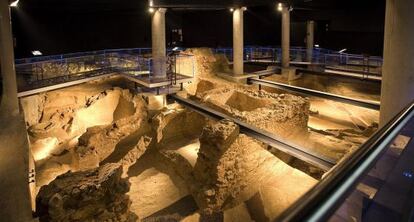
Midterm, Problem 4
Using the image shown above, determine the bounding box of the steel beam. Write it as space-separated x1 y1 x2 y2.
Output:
169 94 336 171
249 77 381 110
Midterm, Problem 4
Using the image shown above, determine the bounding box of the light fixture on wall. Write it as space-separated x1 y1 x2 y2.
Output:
229 8 234 12
242 7 247 11
149 7 155 13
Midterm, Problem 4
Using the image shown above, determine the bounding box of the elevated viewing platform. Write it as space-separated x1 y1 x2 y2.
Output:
14 48 195 97
12 46 383 98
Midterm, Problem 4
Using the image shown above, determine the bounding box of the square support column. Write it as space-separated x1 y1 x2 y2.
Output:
0 1 34 221
380 0 414 126
281 6 290 69
306 20 315 63
151 8 167 79
233 8 244 75
0 0 19 115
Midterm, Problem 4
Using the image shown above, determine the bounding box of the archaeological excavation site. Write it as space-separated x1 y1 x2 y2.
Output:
16 47 380 221
2 0 414 222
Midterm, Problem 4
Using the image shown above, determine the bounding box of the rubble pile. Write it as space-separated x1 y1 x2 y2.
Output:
36 163 137 222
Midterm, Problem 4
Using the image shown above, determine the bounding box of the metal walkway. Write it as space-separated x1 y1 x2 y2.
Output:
248 77 381 110
247 59 382 81
323 68 382 81
168 94 336 171
17 72 193 98
17 73 116 98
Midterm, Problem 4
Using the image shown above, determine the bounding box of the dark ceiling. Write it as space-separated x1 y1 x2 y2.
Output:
11 0 386 57
18 0 384 12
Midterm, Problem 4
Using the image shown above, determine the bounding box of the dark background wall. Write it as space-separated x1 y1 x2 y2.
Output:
11 0 386 58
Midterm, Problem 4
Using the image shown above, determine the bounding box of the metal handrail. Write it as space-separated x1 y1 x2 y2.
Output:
249 78 381 110
277 101 414 222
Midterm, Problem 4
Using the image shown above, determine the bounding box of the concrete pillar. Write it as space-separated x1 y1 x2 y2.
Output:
0 1 33 221
0 0 19 116
380 0 414 126
306 20 315 63
151 8 167 79
281 6 290 68
233 8 244 75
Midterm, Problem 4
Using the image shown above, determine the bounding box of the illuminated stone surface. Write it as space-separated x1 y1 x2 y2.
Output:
36 163 137 222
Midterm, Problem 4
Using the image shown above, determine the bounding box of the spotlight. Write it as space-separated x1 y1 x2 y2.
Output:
31 50 43 56
277 3 283 12
149 7 155 13
230 8 234 12
149 0 153 7
10 0 19 7
339 48 347 53
242 7 247 11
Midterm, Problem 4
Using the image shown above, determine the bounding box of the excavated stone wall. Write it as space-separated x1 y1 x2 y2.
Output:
36 163 137 222
152 105 207 145
73 92 148 171
182 48 231 78
192 120 241 214
194 82 310 138
185 119 318 220
16 47 334 222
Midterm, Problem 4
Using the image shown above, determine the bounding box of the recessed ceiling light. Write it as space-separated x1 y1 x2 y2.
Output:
277 3 283 12
31 50 42 56
10 0 19 7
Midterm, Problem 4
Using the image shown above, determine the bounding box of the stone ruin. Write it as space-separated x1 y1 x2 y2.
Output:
185 119 317 220
20 77 319 221
192 119 242 215
73 92 149 171
36 163 137 222
194 80 310 138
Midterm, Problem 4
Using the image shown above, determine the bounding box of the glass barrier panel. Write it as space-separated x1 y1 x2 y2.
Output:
328 117 414 222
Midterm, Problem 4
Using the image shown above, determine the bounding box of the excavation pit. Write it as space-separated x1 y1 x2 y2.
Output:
225 91 270 112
